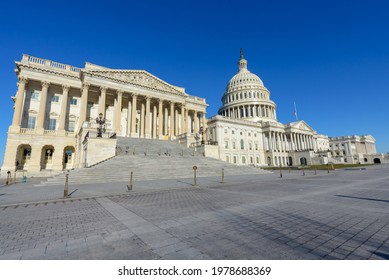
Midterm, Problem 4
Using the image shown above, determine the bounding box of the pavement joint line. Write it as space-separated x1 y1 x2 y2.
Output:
0 185 200 208
96 197 209 259
0 172 303 208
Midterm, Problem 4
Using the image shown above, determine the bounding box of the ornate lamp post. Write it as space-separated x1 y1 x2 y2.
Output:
96 113 105 137
199 126 205 145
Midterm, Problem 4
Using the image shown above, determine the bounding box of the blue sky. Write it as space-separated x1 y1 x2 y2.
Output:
1 0 388 164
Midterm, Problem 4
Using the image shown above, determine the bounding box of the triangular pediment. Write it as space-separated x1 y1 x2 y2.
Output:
84 69 188 97
288 120 315 132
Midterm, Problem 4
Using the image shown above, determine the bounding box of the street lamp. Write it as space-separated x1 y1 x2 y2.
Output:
96 113 105 137
199 126 205 145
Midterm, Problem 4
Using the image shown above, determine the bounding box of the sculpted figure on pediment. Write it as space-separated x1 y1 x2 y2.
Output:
99 71 184 95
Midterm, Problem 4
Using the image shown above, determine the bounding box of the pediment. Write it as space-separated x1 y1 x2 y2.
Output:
289 120 315 132
84 69 188 97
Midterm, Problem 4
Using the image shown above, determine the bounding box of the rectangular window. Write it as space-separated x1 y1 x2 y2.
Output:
48 119 56 130
67 120 75 132
232 142 236 149
255 143 258 150
51 95 59 102
31 92 39 100
224 141 229 149
70 98 77 105
27 116 36 129
249 143 252 150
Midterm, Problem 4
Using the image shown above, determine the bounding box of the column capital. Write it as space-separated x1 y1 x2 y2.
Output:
41 80 50 88
19 76 28 84
100 86 108 92
130 92 138 98
82 82 90 90
62 84 70 91
116 89 123 96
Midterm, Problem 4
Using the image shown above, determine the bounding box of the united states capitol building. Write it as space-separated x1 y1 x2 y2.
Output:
1 52 387 177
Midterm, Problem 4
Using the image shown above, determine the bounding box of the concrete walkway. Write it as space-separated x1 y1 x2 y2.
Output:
0 165 388 260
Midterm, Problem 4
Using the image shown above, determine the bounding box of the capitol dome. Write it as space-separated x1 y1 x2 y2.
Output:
218 49 277 122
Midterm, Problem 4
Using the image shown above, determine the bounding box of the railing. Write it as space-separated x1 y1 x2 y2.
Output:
19 127 75 137
43 130 56 135
21 54 81 74
20 128 35 134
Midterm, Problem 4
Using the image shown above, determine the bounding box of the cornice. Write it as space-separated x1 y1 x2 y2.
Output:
208 115 263 129
16 62 81 80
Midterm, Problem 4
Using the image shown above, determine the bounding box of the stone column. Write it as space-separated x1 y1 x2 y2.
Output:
127 97 132 136
185 108 189 133
295 134 299 150
130 94 137 137
164 106 168 135
79 82 90 129
152 103 157 138
175 107 179 136
310 136 314 150
99 86 107 117
36 81 50 131
300 134 304 150
202 111 207 142
145 97 151 138
181 105 185 134
58 84 70 131
194 111 199 134
268 132 272 150
140 99 145 137
158 99 163 138
11 76 28 128
114 90 123 133
169 102 175 137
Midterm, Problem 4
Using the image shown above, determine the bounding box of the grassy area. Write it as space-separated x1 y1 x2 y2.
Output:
262 164 373 170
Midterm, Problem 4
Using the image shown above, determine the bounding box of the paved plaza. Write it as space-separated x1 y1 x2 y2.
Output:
0 165 388 260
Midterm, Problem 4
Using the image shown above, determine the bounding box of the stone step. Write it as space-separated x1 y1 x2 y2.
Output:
34 137 269 187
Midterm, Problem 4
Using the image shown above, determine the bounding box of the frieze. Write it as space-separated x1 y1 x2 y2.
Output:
85 70 187 97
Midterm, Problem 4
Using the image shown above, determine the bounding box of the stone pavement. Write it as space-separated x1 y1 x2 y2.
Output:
0 165 388 260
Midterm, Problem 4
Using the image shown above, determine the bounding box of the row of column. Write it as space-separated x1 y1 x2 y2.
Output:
12 78 71 133
220 104 276 119
11 78 207 140
267 131 289 152
266 132 315 152
290 133 315 151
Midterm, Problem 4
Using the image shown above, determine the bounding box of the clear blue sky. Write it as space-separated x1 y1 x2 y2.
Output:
1 0 388 165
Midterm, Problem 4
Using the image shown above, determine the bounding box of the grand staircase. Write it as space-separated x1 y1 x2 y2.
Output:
34 137 269 187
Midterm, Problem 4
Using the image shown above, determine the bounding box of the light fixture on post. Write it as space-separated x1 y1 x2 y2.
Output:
96 113 106 137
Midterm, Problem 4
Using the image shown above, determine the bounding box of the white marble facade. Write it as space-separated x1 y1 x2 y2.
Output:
1 54 207 176
1 52 387 177
206 50 386 166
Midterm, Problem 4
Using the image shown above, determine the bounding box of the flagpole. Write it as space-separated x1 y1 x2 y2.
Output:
294 101 298 121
